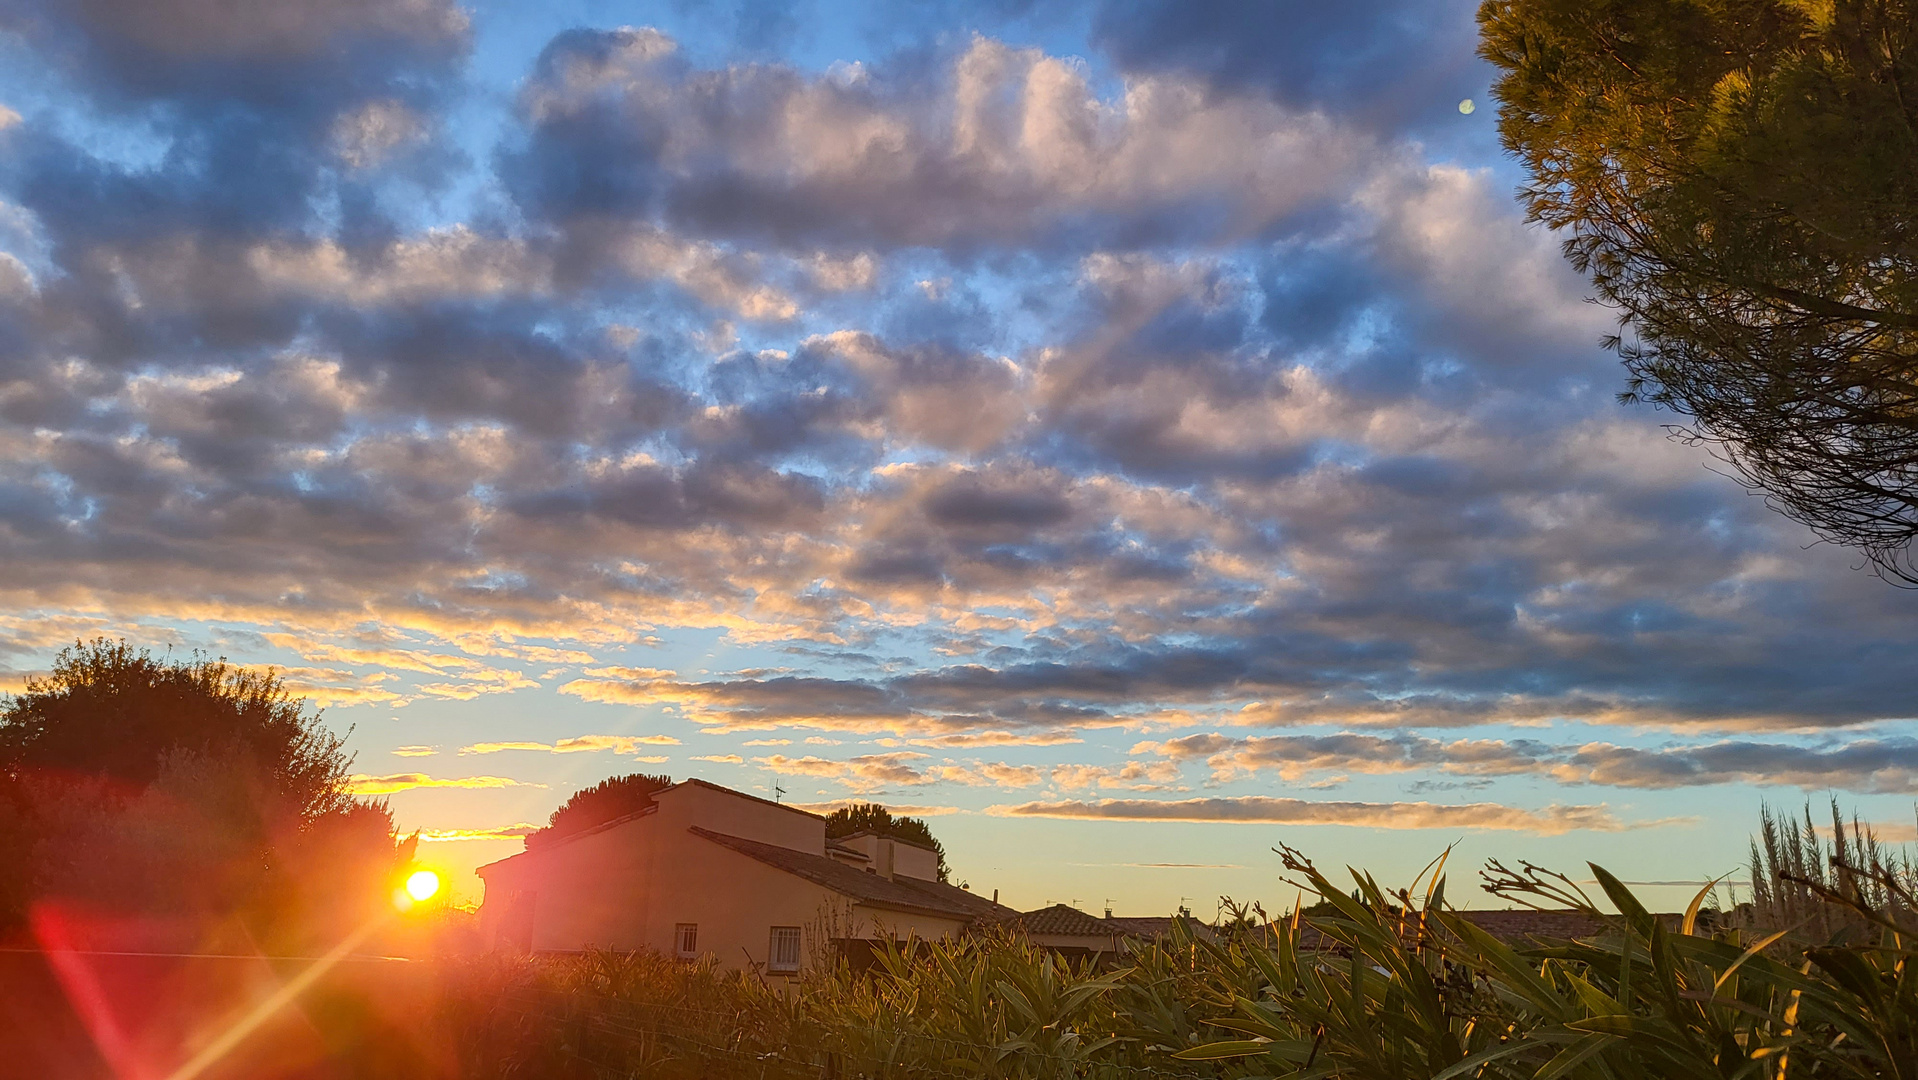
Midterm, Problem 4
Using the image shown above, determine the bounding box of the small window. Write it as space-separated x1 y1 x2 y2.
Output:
675 923 698 958
768 926 801 973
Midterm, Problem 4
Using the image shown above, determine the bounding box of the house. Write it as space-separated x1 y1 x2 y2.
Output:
993 903 1612 962
993 904 1218 961
1289 907 1615 954
474 778 1016 973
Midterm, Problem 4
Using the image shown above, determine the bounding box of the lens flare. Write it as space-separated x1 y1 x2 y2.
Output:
405 869 441 902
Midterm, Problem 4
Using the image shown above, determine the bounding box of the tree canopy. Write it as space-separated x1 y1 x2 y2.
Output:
526 771 676 850
1479 0 1918 580
825 803 949 882
0 639 405 945
1 638 354 822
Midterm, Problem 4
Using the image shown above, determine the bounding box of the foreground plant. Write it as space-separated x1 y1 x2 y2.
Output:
446 825 1918 1079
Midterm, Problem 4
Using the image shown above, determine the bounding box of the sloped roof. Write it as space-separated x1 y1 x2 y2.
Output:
1007 904 1116 937
477 778 814 875
475 803 660 876
689 827 1018 923
1106 915 1217 942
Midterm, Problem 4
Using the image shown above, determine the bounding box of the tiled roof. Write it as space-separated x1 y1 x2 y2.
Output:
995 908 1220 943
1007 904 1117 937
689 827 1018 923
1106 915 1216 942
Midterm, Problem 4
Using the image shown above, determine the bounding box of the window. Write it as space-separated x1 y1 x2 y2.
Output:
768 926 801 973
675 923 698 959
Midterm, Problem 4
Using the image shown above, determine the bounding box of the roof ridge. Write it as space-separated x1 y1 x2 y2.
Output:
672 778 825 820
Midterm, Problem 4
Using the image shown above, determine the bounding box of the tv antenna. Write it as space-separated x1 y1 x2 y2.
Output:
774 776 785 804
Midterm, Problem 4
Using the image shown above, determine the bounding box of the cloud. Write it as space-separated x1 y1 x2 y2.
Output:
460 733 681 755
911 731 1085 748
414 823 543 842
753 752 931 791
1548 740 1918 794
1088 0 1483 135
392 745 438 757
1136 732 1918 795
510 31 1374 251
692 754 745 764
925 761 1047 788
1 0 1914 833
270 666 406 708
31 0 468 64
992 796 1651 835
345 773 544 795
1047 761 1182 791
791 800 964 817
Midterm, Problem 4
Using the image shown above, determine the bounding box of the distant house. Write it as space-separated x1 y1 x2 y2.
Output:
1290 907 1613 954
993 904 1218 961
474 779 1015 973
994 903 1612 961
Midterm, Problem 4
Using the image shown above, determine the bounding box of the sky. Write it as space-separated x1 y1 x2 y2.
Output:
1 0 1914 912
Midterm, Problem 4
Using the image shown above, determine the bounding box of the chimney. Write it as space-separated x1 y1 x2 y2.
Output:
875 837 896 881
992 888 999 904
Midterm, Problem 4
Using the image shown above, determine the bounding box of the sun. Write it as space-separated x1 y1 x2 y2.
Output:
405 869 441 903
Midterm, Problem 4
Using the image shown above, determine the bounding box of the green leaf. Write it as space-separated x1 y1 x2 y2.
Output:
1428 1038 1541 1080
1171 1039 1275 1061
1533 1032 1615 1080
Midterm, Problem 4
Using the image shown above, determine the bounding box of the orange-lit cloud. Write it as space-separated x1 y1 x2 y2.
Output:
912 731 1085 748
460 734 680 755
346 773 546 795
1046 761 1182 791
753 752 931 791
925 762 1046 787
415 823 543 842
791 801 964 817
